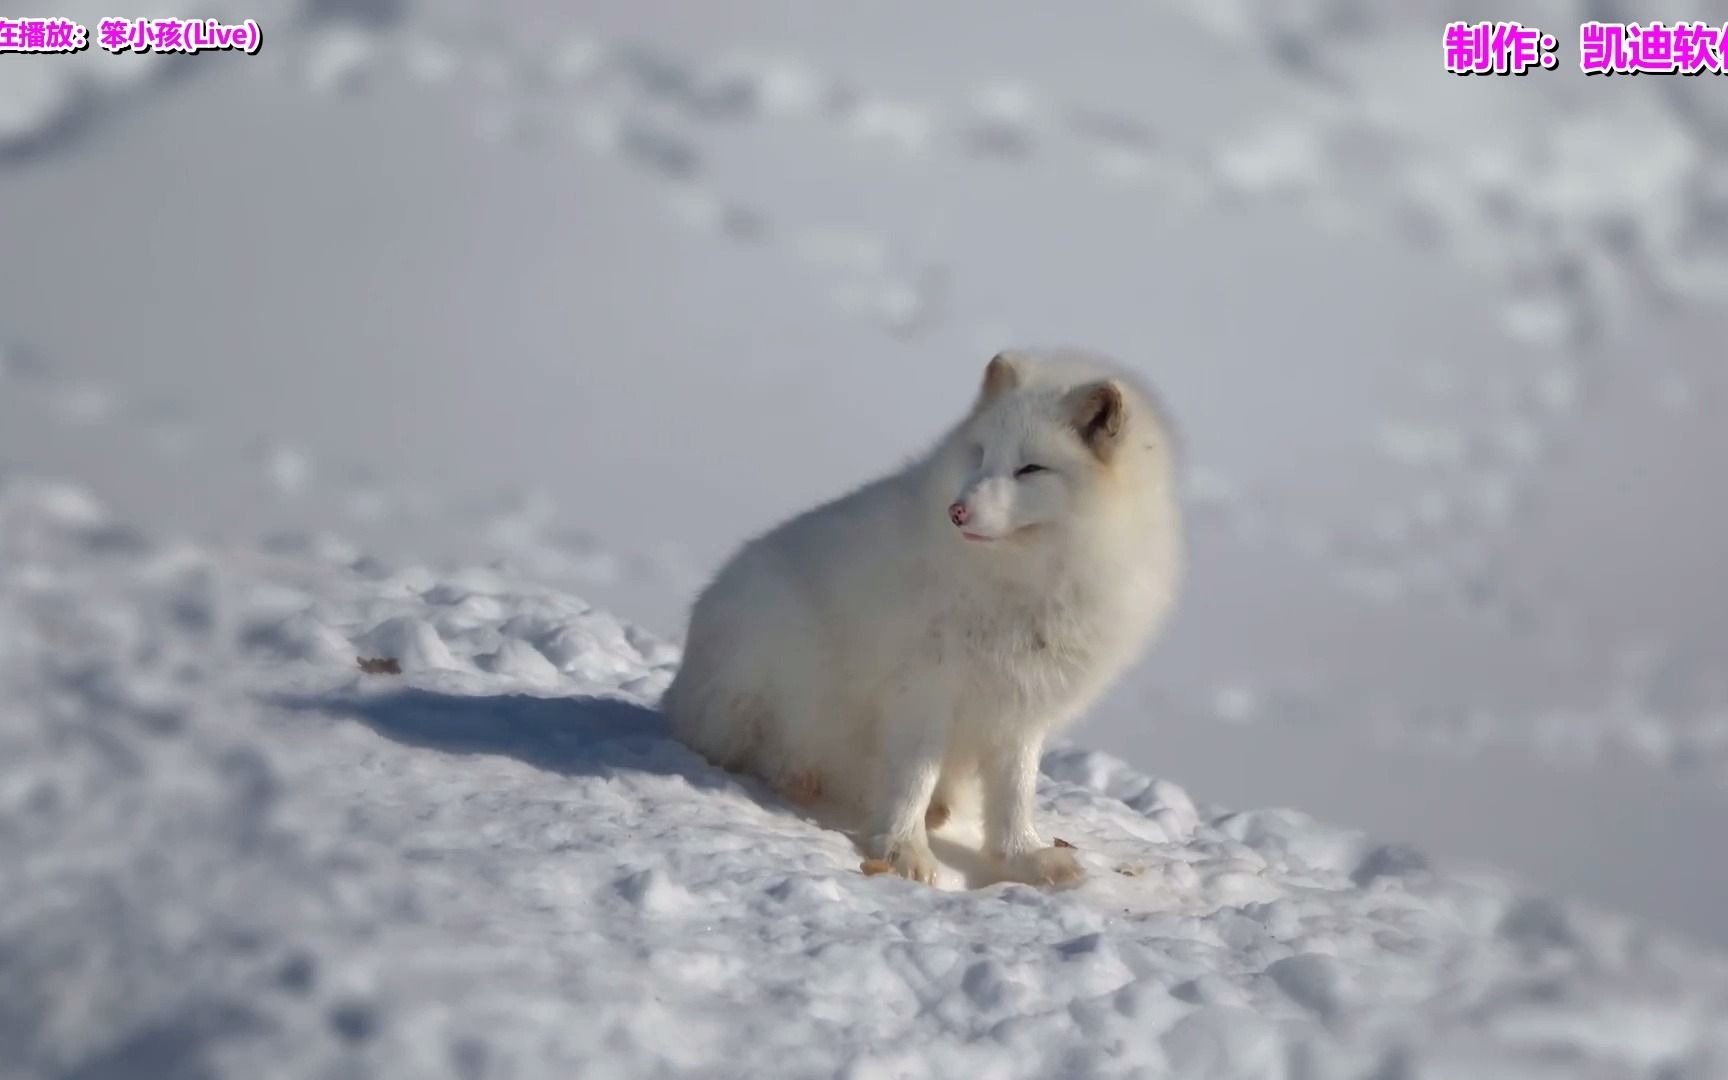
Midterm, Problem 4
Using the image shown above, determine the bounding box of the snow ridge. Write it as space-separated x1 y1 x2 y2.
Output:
3 474 1726 1078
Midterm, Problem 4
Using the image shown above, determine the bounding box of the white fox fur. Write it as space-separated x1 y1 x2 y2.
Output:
662 350 1182 886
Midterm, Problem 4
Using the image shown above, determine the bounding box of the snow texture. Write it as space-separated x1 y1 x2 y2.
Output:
4 476 1727 1079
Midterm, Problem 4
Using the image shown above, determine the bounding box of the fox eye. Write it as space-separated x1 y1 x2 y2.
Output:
1015 464 1049 478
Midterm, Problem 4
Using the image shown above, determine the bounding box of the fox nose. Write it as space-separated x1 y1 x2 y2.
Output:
948 502 969 527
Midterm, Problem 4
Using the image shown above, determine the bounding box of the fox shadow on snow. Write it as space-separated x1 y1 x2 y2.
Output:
279 688 1018 888
275 688 718 786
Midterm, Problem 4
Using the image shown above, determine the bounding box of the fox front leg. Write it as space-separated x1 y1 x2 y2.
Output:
861 684 949 885
981 738 1083 887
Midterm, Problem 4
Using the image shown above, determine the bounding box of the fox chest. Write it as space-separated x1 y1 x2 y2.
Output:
923 587 1106 687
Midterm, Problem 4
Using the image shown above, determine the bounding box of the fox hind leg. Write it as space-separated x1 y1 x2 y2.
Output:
780 768 824 807
923 798 950 831
924 756 978 833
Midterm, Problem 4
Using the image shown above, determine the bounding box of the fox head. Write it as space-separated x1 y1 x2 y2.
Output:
933 350 1175 548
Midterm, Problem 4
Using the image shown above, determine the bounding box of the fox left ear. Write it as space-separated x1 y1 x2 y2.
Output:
977 352 1023 406
1069 380 1126 460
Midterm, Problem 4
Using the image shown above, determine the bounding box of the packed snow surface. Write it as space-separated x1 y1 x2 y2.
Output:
4 476 1726 1079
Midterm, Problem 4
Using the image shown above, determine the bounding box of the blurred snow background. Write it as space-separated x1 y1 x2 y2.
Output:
3 0 1727 948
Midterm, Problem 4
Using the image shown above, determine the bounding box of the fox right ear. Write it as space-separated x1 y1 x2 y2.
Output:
977 352 1022 405
1068 380 1127 461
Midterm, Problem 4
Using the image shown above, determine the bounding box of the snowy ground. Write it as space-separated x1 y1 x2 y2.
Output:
6 476 1728 1079
5 0 1728 1071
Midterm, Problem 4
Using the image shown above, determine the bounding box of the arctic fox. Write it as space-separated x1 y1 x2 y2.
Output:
662 350 1182 887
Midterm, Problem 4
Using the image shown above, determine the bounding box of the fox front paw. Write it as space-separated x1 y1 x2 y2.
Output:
1002 845 1085 888
863 837 940 886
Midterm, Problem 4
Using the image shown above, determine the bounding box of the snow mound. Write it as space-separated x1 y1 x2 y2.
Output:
3 474 1727 1078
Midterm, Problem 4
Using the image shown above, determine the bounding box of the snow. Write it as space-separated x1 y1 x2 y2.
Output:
5 476 1728 1078
5 0 1728 1069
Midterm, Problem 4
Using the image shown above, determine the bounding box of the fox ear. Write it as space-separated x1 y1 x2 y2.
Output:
977 352 1023 405
1069 380 1126 460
